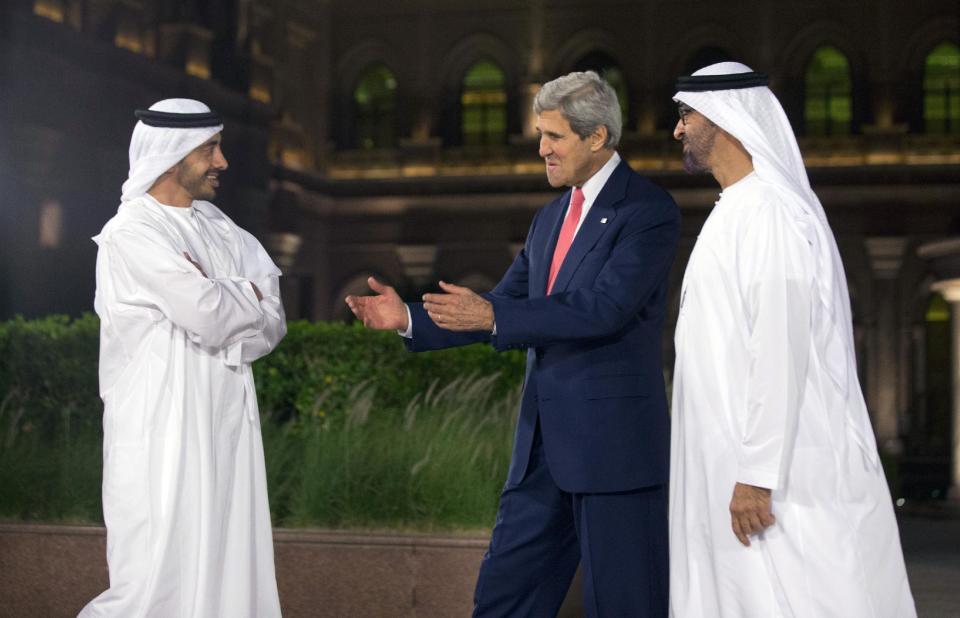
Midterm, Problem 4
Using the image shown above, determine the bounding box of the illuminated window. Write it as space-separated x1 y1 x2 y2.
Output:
926 292 951 322
38 200 63 249
924 42 960 134
461 60 507 146
353 64 397 149
804 46 852 136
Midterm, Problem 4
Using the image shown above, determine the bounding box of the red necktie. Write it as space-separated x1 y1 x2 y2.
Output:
547 187 585 294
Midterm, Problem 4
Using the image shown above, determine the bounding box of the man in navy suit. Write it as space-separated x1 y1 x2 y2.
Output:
346 71 679 617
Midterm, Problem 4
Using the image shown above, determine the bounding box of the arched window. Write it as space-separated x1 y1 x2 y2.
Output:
924 42 960 134
574 51 629 126
353 64 397 149
461 60 507 146
804 46 852 136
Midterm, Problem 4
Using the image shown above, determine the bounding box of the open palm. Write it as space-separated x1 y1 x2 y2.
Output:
344 276 408 331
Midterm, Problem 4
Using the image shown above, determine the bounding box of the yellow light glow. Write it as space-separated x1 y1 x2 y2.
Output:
401 165 438 177
439 164 512 176
33 0 64 22
802 154 864 166
282 148 307 170
250 83 272 104
864 152 903 165
626 157 669 171
906 153 960 165
186 61 210 79
365 167 402 179
328 168 362 179
512 162 544 175
115 29 143 54
185 47 210 79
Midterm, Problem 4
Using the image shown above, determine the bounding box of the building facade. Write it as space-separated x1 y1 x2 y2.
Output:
2 0 959 496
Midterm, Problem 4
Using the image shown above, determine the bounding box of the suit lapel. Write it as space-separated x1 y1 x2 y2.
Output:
534 191 571 297
549 161 629 295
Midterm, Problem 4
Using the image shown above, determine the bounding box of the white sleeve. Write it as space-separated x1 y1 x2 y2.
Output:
224 228 287 365
105 226 267 350
736 203 813 490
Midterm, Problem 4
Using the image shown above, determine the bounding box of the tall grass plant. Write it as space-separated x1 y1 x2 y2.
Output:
0 315 523 531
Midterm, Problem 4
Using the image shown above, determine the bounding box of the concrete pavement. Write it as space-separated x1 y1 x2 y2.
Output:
901 515 960 617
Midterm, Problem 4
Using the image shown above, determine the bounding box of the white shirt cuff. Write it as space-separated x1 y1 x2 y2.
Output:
736 465 779 491
398 305 413 338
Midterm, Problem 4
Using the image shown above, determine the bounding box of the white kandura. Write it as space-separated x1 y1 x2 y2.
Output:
80 192 285 618
669 62 915 618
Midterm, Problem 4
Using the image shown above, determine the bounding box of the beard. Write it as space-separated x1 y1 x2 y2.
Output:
682 149 710 174
681 126 717 174
176 165 217 201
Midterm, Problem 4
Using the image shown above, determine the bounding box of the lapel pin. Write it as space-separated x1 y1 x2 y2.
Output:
600 217 608 224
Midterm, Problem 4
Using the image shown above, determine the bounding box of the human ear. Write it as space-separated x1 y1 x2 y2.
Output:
590 125 608 151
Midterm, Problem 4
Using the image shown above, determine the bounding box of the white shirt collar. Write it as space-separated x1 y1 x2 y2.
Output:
571 151 621 232
578 151 621 204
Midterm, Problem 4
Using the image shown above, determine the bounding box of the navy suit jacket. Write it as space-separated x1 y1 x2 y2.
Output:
406 159 680 494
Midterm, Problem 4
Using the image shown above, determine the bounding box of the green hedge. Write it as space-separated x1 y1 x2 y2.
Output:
0 314 524 439
254 320 524 427
0 314 526 529
0 314 102 440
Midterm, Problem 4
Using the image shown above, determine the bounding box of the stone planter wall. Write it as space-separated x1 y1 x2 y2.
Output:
0 523 583 616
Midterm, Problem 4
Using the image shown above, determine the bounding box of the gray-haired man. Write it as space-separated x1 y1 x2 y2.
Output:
347 71 679 617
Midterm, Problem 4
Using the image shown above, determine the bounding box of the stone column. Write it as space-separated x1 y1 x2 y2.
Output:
931 278 960 500
864 237 906 453
918 238 960 502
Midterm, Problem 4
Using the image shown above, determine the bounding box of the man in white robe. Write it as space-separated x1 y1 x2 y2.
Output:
80 99 285 618
668 63 916 617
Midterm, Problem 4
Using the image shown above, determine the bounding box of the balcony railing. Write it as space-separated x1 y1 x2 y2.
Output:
322 132 960 181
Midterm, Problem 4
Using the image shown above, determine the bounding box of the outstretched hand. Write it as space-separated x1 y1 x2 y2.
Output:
729 482 776 547
422 281 495 332
345 276 409 331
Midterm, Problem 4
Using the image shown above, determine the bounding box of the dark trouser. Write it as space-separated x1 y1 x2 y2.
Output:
473 429 668 618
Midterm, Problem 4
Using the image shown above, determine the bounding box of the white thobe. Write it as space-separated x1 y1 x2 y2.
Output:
80 195 285 618
670 174 915 617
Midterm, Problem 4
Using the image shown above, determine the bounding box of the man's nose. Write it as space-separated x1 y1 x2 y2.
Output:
214 147 229 170
538 136 550 158
673 119 685 141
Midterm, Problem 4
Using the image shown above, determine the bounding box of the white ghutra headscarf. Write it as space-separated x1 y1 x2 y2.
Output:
674 62 880 466
121 98 224 202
